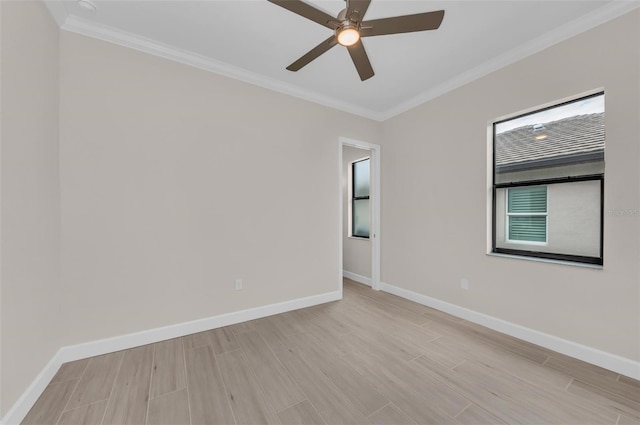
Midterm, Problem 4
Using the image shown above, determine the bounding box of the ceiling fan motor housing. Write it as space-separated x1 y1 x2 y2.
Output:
335 8 361 46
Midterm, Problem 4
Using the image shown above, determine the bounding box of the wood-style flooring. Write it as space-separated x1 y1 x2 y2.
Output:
23 279 640 424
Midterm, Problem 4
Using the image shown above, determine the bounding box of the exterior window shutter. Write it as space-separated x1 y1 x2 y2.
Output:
508 186 547 242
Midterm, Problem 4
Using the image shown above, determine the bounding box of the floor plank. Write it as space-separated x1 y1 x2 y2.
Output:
50 359 90 385
102 345 154 425
620 375 640 390
433 335 572 390
278 400 326 425
147 388 190 425
343 279 432 316
546 355 640 403
276 346 370 425
618 414 640 425
234 330 305 412
266 311 310 336
368 403 418 425
341 350 460 425
454 403 507 425
150 338 186 399
22 379 79 425
57 399 108 425
184 345 235 425
351 292 430 326
410 354 553 424
567 378 640 421
294 340 389 416
207 327 240 354
452 359 616 424
217 349 279 425
182 331 211 350
354 351 470 418
65 352 123 411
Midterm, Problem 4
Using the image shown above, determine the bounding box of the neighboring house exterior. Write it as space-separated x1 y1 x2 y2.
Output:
494 113 604 258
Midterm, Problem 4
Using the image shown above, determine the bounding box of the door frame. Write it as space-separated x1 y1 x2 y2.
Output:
338 137 381 291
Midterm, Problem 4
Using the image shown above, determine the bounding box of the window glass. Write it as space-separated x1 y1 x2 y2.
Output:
495 95 604 185
353 159 370 198
353 199 370 238
492 93 604 265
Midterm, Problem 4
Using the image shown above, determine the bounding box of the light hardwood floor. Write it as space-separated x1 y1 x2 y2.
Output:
23 279 640 425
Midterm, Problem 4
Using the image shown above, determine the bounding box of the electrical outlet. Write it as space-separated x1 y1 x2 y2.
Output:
235 278 243 290
461 278 469 290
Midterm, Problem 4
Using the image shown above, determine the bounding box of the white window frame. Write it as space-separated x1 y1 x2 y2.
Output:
505 186 549 245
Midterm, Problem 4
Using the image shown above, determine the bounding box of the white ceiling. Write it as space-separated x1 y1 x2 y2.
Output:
44 0 638 120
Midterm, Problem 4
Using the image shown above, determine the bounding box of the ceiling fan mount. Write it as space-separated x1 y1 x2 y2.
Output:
268 0 445 81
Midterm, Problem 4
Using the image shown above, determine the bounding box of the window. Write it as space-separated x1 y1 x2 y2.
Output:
351 158 370 238
506 186 547 243
492 92 604 265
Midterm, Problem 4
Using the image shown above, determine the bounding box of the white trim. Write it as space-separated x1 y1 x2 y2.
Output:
343 270 372 287
339 137 381 291
43 2 639 122
0 290 341 425
378 281 640 380
54 14 384 122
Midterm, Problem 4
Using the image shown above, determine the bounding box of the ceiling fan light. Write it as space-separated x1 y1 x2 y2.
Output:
337 27 360 46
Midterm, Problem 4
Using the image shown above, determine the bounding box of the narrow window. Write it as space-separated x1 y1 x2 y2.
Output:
492 92 604 265
352 158 370 238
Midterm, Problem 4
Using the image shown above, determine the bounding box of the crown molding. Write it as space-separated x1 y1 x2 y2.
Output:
380 1 640 121
56 13 385 121
45 1 639 123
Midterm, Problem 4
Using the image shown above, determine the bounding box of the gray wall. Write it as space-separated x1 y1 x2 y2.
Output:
343 146 372 279
57 32 381 347
1 1 61 416
381 10 639 362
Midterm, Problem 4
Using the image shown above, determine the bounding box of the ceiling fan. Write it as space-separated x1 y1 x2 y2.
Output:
267 0 445 81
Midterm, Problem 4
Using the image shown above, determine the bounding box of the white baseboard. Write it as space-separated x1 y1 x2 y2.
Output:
343 270 372 286
379 281 640 380
0 290 341 425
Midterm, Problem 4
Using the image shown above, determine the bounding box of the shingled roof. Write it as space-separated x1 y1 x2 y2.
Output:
496 113 604 171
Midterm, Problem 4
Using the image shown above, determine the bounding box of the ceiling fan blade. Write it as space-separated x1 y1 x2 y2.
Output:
286 36 338 72
346 0 371 22
267 0 340 29
360 10 444 37
346 39 374 81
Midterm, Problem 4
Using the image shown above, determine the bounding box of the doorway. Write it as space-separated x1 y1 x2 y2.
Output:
339 137 381 292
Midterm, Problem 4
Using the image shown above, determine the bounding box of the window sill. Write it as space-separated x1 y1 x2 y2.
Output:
348 236 370 241
487 252 603 269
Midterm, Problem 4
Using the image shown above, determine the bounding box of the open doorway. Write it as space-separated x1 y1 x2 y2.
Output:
339 137 381 293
